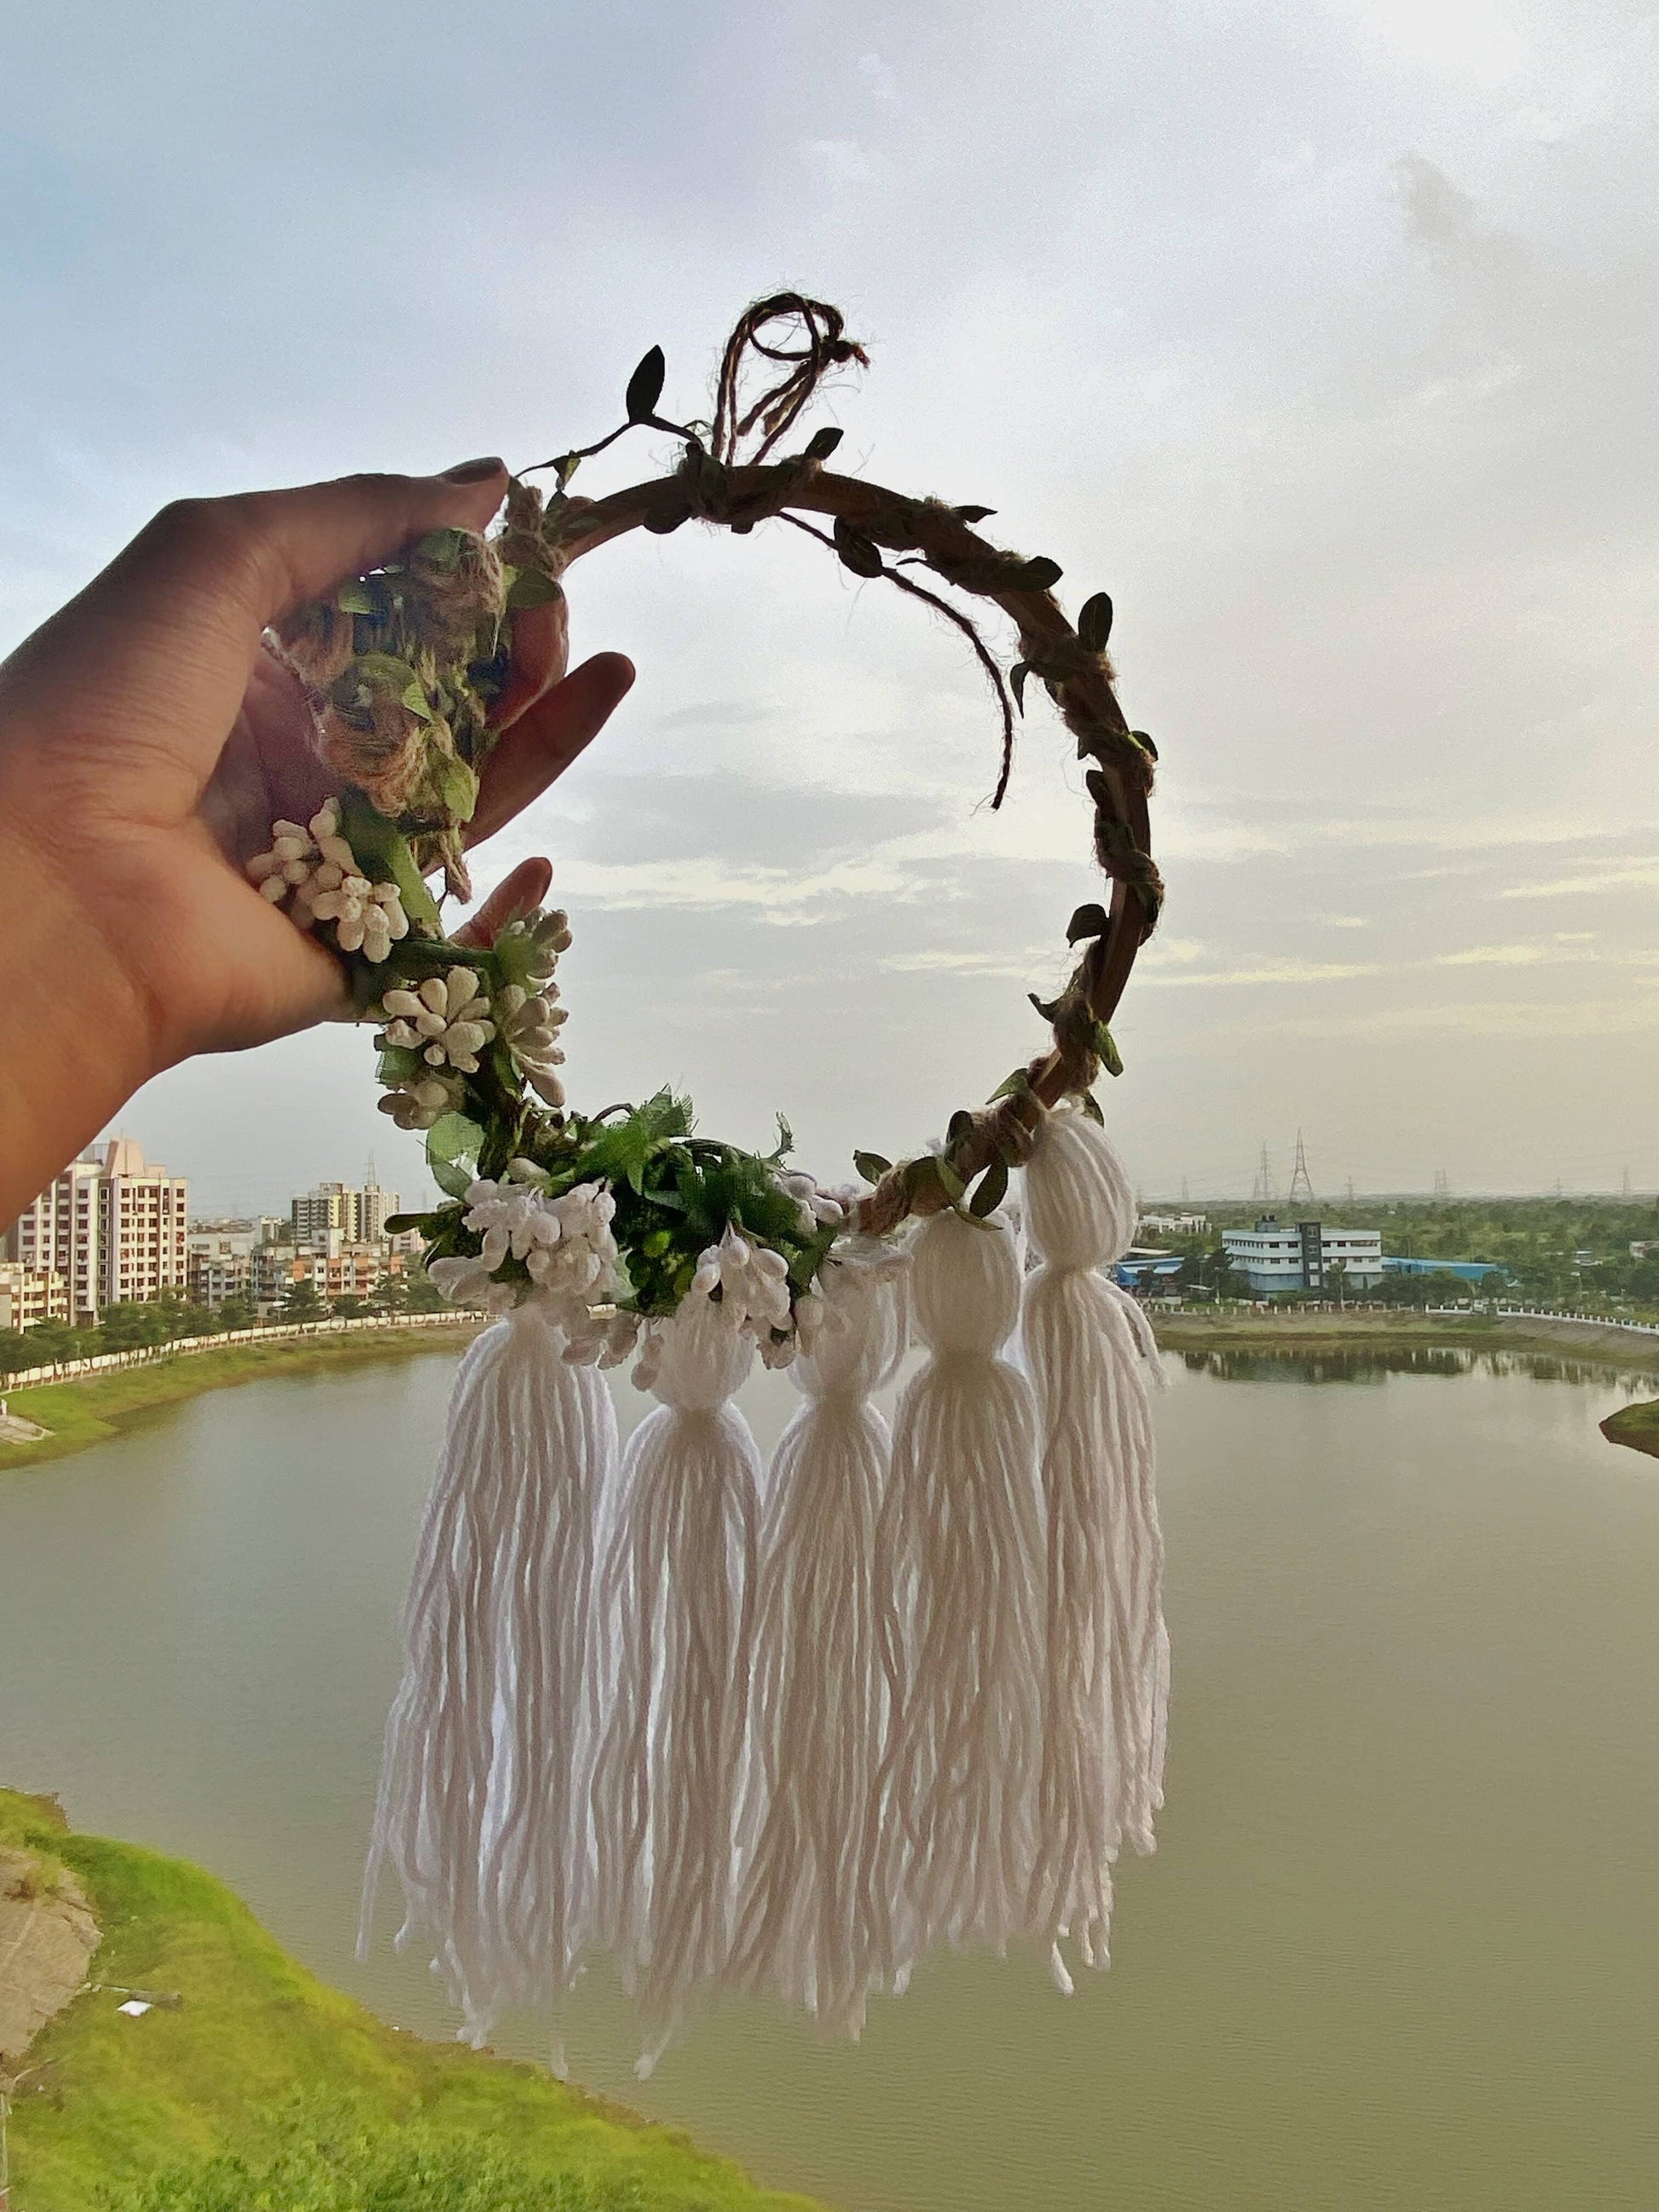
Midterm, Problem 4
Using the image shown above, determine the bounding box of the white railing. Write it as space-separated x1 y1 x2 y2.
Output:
0 1311 472 1392
1146 1298 1659 1336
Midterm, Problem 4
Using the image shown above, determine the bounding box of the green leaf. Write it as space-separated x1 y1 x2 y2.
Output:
434 754 479 823
335 580 379 615
833 517 885 579
1066 902 1110 944
772 1112 795 1160
337 790 442 935
1017 555 1063 592
401 680 434 723
1092 1020 1124 1077
1009 661 1030 714
644 498 691 534
1130 727 1159 760
853 1149 893 1183
413 528 466 569
553 452 581 489
625 344 667 422
932 1155 966 1203
1029 990 1065 1023
989 1066 1032 1101
427 1112 485 1168
506 566 562 610
805 425 843 460
376 1044 423 1084
429 1155 473 1200
382 1211 431 1235
952 504 996 523
1080 1090 1106 1125
969 1156 1009 1217
946 1107 975 1148
1078 591 1114 652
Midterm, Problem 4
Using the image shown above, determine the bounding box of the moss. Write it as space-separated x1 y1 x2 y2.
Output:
0 1790 816 2212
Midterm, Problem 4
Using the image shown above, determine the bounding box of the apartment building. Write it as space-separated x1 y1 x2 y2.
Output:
0 1260 70 1332
290 1178 401 1247
256 1233 406 1313
10 1139 189 1320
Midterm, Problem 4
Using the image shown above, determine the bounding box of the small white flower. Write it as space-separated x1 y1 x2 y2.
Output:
694 1222 793 1338
377 1072 463 1130
427 1253 518 1314
777 1169 846 1232
378 968 496 1073
496 982 569 1102
247 799 357 917
496 906 573 986
311 875 409 962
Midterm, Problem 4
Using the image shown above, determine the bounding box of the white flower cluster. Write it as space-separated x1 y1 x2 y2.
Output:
378 969 496 1073
777 1170 847 1235
246 800 409 962
494 906 571 985
378 1071 464 1132
685 1223 823 1372
427 1169 623 1334
496 985 569 1109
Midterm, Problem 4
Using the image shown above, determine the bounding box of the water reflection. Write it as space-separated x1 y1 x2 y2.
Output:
1182 1344 1659 1396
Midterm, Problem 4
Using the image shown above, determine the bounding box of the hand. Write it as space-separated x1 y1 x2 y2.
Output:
0 465 633 1221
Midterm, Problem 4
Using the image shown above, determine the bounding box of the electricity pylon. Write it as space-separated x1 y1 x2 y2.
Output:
1286 1130 1316 1205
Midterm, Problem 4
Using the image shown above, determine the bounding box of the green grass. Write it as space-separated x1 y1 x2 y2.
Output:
0 1328 481 1470
1602 1398 1659 1458
0 1790 818 2212
1152 1308 1659 1372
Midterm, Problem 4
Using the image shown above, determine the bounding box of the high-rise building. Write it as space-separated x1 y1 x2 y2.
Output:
290 1178 401 1246
10 1140 189 1320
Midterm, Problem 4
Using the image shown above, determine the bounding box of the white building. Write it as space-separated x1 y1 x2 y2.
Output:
10 1140 189 1320
0 1261 70 1332
291 1177 400 1246
1138 1212 1210 1237
1222 1215 1384 1296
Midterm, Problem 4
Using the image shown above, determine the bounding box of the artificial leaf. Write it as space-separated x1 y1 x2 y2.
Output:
554 453 581 489
337 790 442 935
989 1066 1032 1101
1028 990 1064 1023
382 1212 430 1236
1009 661 1030 713
506 567 562 610
853 1149 892 1183
335 580 379 615
644 498 691 534
969 1155 1009 1217
805 425 843 460
1130 727 1159 760
1092 1020 1124 1077
1078 590 1114 652
1018 555 1063 592
376 1044 423 1084
430 1155 473 1200
933 1155 966 1202
952 504 996 523
833 517 885 579
414 528 466 569
427 1112 485 1168
772 1112 795 1160
625 344 668 422
1066 902 1110 944
400 680 434 723
435 754 480 823
946 1107 975 1148
1079 1091 1106 1125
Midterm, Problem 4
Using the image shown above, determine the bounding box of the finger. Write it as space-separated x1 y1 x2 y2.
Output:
454 857 554 950
491 596 569 731
468 652 634 847
2 463 513 794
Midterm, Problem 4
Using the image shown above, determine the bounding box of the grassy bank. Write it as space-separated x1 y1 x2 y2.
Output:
1602 1398 1659 1458
0 1789 816 2212
1151 1306 1659 1374
0 1326 481 1470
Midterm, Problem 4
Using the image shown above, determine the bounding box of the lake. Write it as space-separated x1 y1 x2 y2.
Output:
3 1343 1657 2209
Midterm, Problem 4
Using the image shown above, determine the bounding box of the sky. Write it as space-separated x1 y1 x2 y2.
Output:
3 0 1656 1212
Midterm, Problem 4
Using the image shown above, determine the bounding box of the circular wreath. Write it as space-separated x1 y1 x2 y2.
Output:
253 296 1164 1372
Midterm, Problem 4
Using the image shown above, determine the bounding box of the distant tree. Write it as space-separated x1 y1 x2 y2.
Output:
217 1293 257 1331
96 1301 175 1352
25 1320 94 1364
332 1295 369 1320
280 1277 327 1324
402 1266 446 1314
0 1328 32 1377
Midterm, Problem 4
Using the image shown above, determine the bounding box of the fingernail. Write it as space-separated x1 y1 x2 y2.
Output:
442 455 506 484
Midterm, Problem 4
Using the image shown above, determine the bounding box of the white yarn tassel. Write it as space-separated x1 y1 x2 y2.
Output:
1020 1104 1168 1994
731 1250 908 2036
359 1297 617 2056
590 1293 762 2076
876 1208 1045 1978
